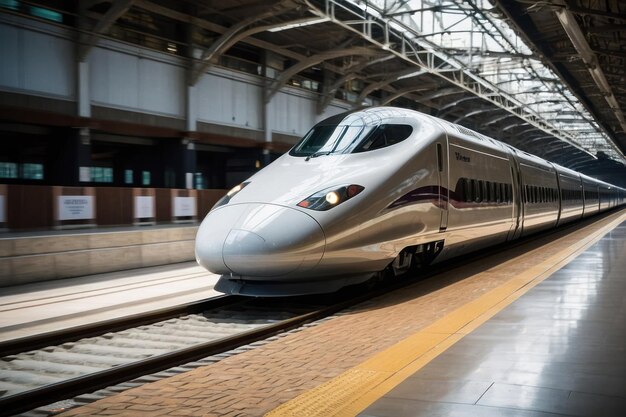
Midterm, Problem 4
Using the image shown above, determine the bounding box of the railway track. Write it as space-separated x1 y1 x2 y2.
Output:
0 290 374 417
0 211 618 417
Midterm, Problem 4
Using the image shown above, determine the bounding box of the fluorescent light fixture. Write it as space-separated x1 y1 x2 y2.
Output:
268 17 330 32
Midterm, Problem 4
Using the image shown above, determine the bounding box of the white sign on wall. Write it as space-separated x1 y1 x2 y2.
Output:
134 196 155 219
0 195 5 223
173 196 196 217
58 196 94 221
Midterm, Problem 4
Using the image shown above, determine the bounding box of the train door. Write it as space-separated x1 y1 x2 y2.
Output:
436 140 449 231
507 151 523 241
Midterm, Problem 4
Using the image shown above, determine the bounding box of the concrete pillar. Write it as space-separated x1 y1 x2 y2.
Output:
77 61 91 118
186 85 197 132
262 52 273 167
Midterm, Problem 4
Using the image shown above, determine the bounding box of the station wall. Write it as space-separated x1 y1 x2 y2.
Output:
90 41 186 119
0 14 75 101
0 14 349 140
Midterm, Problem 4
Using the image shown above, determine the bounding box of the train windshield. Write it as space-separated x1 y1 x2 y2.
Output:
290 123 413 157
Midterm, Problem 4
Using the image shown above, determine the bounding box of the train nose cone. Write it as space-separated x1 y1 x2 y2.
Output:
195 203 325 277
223 204 325 277
195 204 249 274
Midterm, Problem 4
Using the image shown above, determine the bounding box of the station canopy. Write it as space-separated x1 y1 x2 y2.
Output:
344 0 626 167
235 0 626 171
12 0 624 173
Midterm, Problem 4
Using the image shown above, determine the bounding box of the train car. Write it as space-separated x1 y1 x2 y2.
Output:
515 150 560 236
581 174 600 217
554 165 584 226
195 107 625 297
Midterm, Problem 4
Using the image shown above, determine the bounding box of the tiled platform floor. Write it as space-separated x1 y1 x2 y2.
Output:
360 221 626 417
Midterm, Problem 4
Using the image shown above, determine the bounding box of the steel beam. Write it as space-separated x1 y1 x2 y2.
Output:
353 68 427 107
79 0 135 61
265 47 381 103
554 7 626 155
190 1 295 85
453 107 500 123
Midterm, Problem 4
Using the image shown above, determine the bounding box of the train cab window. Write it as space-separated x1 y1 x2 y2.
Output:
291 116 413 157
353 124 413 153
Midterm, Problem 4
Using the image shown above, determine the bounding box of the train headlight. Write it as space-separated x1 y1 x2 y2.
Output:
325 191 340 205
297 184 364 211
212 181 250 210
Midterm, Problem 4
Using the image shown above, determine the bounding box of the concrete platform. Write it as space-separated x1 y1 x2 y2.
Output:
0 261 220 342
0 224 199 286
54 209 625 417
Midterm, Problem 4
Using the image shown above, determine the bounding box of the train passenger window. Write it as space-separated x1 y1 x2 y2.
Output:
481 181 486 202
495 183 501 203
489 182 496 203
463 178 471 202
476 180 483 203
457 178 465 202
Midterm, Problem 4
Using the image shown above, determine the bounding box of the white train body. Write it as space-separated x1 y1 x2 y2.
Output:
195 107 625 296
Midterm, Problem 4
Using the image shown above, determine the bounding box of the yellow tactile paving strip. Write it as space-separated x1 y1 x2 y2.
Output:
59 210 626 417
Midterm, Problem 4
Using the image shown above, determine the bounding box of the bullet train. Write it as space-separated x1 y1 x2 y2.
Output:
195 107 625 296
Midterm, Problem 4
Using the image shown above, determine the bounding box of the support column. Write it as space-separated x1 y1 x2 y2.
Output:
76 62 91 117
186 85 197 132
262 51 273 167
77 61 91 118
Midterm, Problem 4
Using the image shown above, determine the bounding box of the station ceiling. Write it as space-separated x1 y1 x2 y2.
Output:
18 0 626 179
